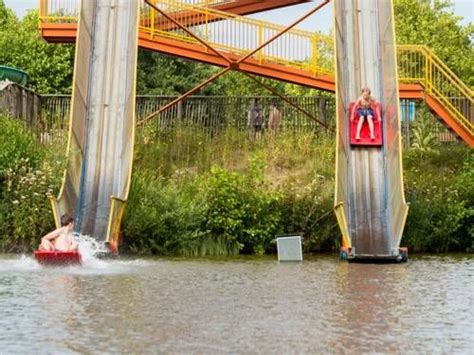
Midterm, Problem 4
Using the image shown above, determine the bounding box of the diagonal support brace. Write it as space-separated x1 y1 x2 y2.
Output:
139 0 330 126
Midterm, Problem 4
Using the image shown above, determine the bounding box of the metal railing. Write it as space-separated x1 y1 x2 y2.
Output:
39 0 334 75
38 94 333 135
397 45 473 134
38 0 473 137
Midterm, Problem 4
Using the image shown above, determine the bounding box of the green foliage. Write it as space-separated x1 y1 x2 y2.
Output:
122 172 209 256
203 160 281 255
0 115 41 178
137 51 212 95
0 114 472 255
403 146 473 252
0 159 60 252
278 178 338 253
0 115 64 253
0 6 74 93
394 0 474 85
410 107 439 154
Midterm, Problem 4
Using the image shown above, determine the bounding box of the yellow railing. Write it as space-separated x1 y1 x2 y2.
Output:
140 0 334 75
397 45 473 135
39 0 473 135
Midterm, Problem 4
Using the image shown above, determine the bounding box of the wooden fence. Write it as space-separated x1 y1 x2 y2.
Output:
0 82 41 128
40 94 334 135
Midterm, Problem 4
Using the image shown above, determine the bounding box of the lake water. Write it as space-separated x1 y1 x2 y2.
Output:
0 253 472 354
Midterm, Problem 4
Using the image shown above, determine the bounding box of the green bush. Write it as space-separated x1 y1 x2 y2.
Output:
0 115 63 252
278 179 338 253
122 155 283 256
0 115 41 178
0 160 59 252
402 146 473 252
122 172 208 256
202 158 281 255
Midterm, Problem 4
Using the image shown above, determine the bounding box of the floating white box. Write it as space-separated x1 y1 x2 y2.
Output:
277 235 303 261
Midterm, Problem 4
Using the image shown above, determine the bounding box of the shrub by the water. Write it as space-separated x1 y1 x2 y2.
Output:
403 146 473 252
1 115 472 255
122 172 208 256
123 125 473 256
0 115 63 252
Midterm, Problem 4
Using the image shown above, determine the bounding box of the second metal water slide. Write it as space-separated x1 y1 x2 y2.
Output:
334 0 409 261
50 0 140 252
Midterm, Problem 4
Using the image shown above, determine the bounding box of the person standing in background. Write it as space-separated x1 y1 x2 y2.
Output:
267 102 282 135
247 98 263 141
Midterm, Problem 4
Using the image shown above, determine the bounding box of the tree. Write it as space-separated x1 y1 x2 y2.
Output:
0 3 74 93
137 51 221 95
394 0 474 86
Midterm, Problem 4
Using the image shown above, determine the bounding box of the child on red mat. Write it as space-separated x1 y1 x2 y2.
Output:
39 214 78 251
351 86 379 140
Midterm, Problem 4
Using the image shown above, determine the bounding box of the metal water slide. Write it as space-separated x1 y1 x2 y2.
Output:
50 0 140 251
333 0 409 260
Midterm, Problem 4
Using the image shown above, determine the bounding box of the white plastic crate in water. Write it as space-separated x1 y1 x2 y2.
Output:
277 235 303 261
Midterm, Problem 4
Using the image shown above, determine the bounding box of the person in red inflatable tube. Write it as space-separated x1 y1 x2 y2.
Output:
39 214 78 251
351 86 379 140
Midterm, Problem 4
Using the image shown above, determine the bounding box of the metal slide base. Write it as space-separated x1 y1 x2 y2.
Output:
347 256 406 264
340 247 408 263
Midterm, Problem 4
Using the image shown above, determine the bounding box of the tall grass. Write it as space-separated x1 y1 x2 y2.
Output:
1 113 472 254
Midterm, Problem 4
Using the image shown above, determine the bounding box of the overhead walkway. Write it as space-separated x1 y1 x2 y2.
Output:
39 0 473 146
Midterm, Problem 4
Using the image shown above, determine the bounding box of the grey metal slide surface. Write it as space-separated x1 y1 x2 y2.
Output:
52 0 139 247
334 0 408 258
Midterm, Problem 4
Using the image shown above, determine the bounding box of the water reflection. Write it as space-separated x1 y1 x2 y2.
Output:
0 254 472 353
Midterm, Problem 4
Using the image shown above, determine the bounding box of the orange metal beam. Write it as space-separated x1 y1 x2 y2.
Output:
41 23 473 145
39 23 76 43
38 24 424 92
139 33 336 89
398 84 424 100
425 95 474 147
138 0 331 126
38 23 424 95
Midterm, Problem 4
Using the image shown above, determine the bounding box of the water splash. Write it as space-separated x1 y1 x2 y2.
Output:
74 233 109 267
0 254 42 272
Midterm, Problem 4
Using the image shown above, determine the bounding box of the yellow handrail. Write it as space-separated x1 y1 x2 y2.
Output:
397 45 473 135
39 0 473 136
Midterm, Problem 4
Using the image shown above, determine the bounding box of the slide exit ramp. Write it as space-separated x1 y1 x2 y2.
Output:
333 0 408 261
50 0 140 252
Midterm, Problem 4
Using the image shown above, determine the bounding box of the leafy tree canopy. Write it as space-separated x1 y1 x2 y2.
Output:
394 0 474 85
0 2 74 94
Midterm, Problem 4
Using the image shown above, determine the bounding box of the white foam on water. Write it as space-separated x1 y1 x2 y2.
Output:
0 254 42 272
70 234 152 274
0 235 151 275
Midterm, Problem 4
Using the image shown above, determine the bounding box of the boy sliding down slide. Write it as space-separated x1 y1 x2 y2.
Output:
39 214 78 251
351 86 380 140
